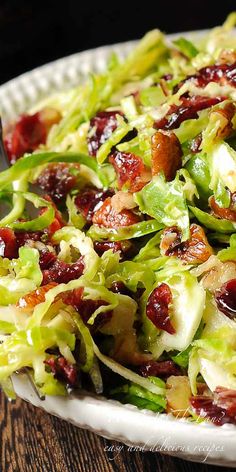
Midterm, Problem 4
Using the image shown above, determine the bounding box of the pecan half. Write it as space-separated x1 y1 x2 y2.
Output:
151 130 182 181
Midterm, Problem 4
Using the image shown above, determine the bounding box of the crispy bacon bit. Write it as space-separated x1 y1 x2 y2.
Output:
75 187 114 224
146 283 175 334
151 130 182 181
4 108 61 164
154 96 223 131
45 356 78 386
160 224 213 264
190 395 236 426
92 197 140 228
17 282 58 311
0 228 17 259
175 62 236 92
209 194 236 222
109 151 151 192
93 240 134 259
215 279 236 319
214 387 236 417
140 360 181 378
42 257 84 285
36 163 80 203
87 111 122 156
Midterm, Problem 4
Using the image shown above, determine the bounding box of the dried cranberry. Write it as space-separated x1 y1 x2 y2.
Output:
4 112 47 164
154 96 223 130
109 151 151 192
214 387 236 417
45 356 78 386
75 187 114 224
190 395 236 426
215 279 236 319
92 197 140 228
146 283 175 334
0 228 17 259
62 288 112 331
42 257 84 285
93 240 134 259
36 164 79 203
15 230 46 249
110 281 133 296
87 111 122 156
175 62 236 92
140 360 181 378
39 249 57 270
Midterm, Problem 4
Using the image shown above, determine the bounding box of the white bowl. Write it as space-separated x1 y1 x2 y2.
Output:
1 31 236 467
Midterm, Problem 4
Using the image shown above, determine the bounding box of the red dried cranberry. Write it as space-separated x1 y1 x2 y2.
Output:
36 164 79 203
39 249 57 270
0 228 17 259
75 187 114 224
93 240 134 259
61 288 112 331
15 230 46 249
45 356 78 386
175 62 236 92
214 387 236 417
190 395 236 426
140 360 181 378
215 279 236 319
154 96 223 130
4 112 47 164
146 283 175 334
87 111 122 156
42 257 84 285
110 281 132 296
109 151 150 192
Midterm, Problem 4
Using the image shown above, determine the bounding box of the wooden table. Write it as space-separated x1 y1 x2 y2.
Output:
0 393 233 472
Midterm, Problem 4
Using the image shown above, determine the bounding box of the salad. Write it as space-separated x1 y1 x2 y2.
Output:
0 14 236 427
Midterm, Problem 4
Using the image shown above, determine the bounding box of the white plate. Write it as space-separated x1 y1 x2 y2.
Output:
1 31 236 467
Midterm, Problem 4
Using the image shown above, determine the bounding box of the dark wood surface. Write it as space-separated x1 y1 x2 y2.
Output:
0 392 234 472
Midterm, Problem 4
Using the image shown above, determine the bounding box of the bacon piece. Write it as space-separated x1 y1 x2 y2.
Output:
154 96 224 130
87 111 122 156
146 283 175 334
75 187 114 224
0 228 17 259
140 360 181 378
109 152 151 192
92 197 140 228
45 356 78 386
209 194 236 222
17 282 58 311
160 224 213 264
151 130 182 181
